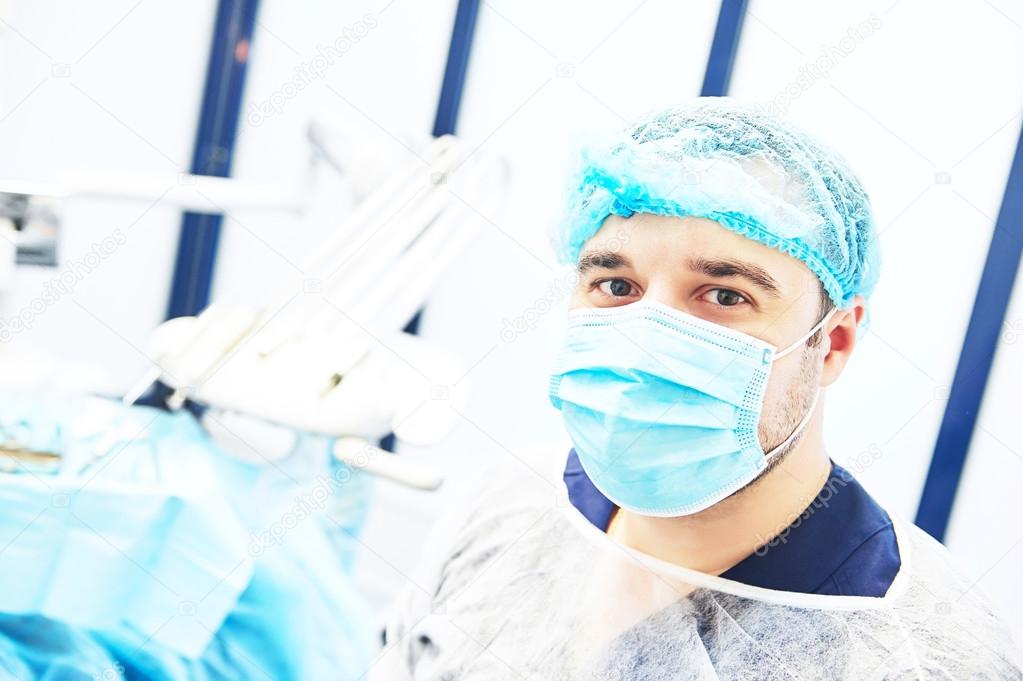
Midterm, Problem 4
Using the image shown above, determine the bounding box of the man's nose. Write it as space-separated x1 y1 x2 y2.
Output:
640 282 691 316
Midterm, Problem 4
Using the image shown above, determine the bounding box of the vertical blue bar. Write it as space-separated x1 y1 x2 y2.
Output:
432 0 481 138
916 125 1023 541
166 0 260 320
701 0 749 97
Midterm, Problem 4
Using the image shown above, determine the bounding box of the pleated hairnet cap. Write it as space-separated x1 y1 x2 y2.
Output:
555 97 880 309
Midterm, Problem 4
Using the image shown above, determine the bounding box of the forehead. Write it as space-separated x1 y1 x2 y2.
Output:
584 213 818 296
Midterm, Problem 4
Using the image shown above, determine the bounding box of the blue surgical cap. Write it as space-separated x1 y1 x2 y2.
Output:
555 98 880 309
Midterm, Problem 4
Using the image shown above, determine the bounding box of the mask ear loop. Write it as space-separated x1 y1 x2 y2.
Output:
773 307 839 361
762 307 841 461
763 389 820 461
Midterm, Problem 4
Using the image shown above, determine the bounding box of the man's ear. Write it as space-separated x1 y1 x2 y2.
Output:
820 295 866 387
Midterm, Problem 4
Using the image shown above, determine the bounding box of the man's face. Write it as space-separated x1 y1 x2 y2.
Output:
569 213 830 457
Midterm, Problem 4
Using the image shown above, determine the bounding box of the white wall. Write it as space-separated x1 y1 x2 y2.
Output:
0 0 1020 642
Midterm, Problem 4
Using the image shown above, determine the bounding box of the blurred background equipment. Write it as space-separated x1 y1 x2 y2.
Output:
0 121 504 677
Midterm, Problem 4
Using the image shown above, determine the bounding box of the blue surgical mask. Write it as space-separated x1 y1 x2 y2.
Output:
549 299 835 517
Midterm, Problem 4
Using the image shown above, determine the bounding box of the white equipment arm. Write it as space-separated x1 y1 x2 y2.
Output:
138 133 506 490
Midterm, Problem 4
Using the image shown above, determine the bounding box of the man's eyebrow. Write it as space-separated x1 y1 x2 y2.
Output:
686 257 782 297
577 250 632 273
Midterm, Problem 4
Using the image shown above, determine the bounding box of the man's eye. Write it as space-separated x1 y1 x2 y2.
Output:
701 288 747 306
597 279 635 297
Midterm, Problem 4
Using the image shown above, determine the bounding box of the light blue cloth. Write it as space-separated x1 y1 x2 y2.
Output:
0 614 122 680
0 393 375 680
556 97 880 309
0 395 252 658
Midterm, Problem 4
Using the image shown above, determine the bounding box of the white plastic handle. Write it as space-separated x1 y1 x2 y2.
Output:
332 437 443 491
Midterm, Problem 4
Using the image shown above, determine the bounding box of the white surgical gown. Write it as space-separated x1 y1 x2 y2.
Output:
373 458 1022 680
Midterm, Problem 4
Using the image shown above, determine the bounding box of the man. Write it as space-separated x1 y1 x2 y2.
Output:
374 99 1021 679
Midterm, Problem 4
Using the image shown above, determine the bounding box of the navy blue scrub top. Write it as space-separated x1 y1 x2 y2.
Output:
564 449 901 597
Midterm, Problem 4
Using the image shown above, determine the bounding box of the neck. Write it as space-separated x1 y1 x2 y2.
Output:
610 408 831 575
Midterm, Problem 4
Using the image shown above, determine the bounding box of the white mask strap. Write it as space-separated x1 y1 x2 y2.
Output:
764 389 820 462
773 308 838 360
